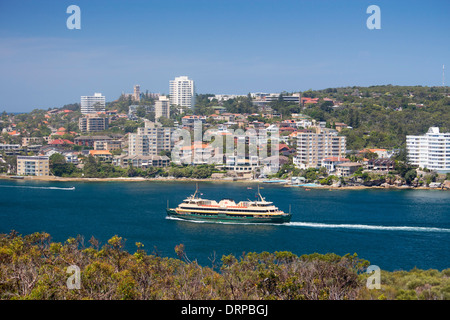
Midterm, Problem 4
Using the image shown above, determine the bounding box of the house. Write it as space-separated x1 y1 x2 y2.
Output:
181 115 206 128
321 157 350 174
367 158 395 171
301 97 319 105
334 122 348 132
75 136 112 147
89 150 113 162
335 162 363 177
22 137 44 146
261 155 289 175
48 139 74 147
277 143 294 156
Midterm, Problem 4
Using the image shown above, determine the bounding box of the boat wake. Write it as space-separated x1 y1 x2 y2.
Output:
286 222 450 233
166 216 450 233
0 185 75 191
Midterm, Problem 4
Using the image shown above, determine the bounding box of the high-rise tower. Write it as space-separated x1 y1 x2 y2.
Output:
169 76 195 108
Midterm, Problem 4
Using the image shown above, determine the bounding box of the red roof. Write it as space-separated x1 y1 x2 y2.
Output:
278 144 290 151
49 139 74 145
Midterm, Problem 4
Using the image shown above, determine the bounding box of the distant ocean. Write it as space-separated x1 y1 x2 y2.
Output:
3 112 25 115
0 180 449 271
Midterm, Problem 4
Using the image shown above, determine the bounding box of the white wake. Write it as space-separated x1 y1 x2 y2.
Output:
0 185 75 191
287 222 450 233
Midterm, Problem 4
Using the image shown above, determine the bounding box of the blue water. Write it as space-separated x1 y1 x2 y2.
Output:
0 180 449 271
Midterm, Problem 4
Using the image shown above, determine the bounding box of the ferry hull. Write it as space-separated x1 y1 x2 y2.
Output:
166 209 291 224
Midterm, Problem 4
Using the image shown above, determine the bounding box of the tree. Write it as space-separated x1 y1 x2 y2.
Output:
404 169 417 185
49 153 78 177
83 155 99 177
49 153 66 165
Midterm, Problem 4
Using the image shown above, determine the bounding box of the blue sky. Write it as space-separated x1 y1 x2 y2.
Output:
0 0 449 112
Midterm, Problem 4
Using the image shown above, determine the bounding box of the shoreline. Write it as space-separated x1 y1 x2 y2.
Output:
0 174 447 191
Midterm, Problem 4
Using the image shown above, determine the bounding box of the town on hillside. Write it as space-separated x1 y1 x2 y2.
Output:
1 80 450 189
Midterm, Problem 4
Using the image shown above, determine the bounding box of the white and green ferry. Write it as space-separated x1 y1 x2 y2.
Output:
167 186 291 224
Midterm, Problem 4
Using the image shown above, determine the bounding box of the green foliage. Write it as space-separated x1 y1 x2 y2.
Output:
168 165 214 179
302 85 450 150
0 231 448 300
223 95 257 114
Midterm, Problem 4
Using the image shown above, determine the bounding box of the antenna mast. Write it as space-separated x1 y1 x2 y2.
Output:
443 64 445 87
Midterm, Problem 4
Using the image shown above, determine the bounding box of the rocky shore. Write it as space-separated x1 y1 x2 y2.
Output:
1 174 449 190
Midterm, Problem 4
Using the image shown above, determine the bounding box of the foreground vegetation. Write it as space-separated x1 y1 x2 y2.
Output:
0 232 448 300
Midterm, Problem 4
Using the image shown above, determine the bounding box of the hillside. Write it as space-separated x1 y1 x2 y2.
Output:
0 231 448 300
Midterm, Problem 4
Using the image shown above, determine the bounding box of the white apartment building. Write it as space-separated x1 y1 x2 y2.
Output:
169 76 195 108
155 95 170 120
293 130 346 169
81 93 106 114
128 121 173 157
406 127 450 173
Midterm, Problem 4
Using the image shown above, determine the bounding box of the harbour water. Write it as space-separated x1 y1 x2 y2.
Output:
0 180 449 271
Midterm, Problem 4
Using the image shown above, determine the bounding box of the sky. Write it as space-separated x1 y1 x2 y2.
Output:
0 0 449 112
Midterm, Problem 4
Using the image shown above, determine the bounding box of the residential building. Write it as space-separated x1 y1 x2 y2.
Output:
155 95 170 120
81 93 106 114
22 137 44 146
181 115 206 128
94 140 122 152
0 144 22 156
113 155 170 168
128 121 173 157
222 154 259 174
0 144 21 151
177 142 220 165
48 139 75 147
321 157 350 174
75 136 112 148
406 127 450 173
335 162 362 177
293 130 346 169
89 150 113 162
264 93 301 104
334 122 348 132
261 155 289 175
169 76 195 108
16 156 50 176
367 158 395 172
79 114 109 132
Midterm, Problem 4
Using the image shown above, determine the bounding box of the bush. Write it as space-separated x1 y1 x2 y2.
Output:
0 232 447 300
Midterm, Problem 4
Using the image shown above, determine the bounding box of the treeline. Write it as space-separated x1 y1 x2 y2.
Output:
0 232 448 300
302 85 450 150
49 153 214 179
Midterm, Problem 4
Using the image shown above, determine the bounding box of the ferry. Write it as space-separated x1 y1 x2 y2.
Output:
167 185 292 224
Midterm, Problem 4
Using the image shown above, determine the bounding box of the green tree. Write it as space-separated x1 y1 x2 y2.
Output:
404 169 417 185
83 155 99 177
